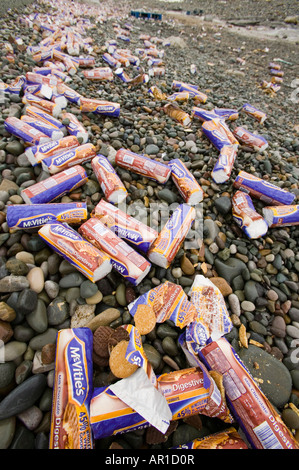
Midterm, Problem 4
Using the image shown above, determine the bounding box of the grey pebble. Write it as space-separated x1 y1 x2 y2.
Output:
0 417 16 449
0 374 47 420
17 406 43 431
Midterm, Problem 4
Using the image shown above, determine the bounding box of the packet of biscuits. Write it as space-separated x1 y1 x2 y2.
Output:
49 328 94 449
172 427 248 449
108 324 172 433
128 281 197 329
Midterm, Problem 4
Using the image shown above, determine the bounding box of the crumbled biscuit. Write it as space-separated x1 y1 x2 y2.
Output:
108 326 130 352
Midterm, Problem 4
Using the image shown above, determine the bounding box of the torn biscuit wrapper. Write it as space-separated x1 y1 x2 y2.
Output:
128 281 198 329
90 360 233 440
108 324 172 433
187 275 233 348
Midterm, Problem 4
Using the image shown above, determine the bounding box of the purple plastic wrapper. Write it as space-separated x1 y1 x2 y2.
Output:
25 106 66 133
262 204 299 228
234 170 296 206
4 116 50 145
191 107 218 121
56 83 83 105
242 103 267 123
202 118 238 151
21 165 88 204
232 191 268 239
21 115 64 141
233 126 268 151
213 108 239 120
23 83 53 100
211 144 238 184
6 202 87 230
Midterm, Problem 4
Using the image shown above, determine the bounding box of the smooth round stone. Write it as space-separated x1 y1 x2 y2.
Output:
238 345 292 408
214 258 246 284
267 289 279 301
172 267 182 279
85 308 121 331
180 254 195 275
249 320 268 336
6 141 24 156
17 405 43 431
270 316 286 338
162 337 178 356
0 275 29 293
27 267 44 294
47 253 61 275
15 360 33 385
86 290 103 305
0 417 16 449
289 308 299 322
44 280 59 300
0 374 47 420
5 258 29 276
241 300 255 312
204 219 219 241
2 341 27 362
156 323 179 339
47 297 69 326
0 320 13 344
214 196 232 215
13 325 35 343
9 425 35 449
59 272 85 288
35 432 49 449
39 388 53 412
243 280 259 302
179 276 193 287
115 283 127 306
228 293 241 316
65 287 80 303
26 299 48 333
145 144 159 155
143 343 161 370
16 288 38 315
0 301 16 322
28 328 58 351
80 280 98 299
286 325 299 339
158 188 177 204
0 362 16 388
16 251 35 265
281 408 299 430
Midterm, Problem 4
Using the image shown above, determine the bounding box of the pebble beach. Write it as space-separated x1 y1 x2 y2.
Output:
0 0 298 452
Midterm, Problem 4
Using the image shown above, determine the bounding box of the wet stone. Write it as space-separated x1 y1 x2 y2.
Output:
238 345 292 408
26 299 48 334
5 258 29 276
47 297 69 326
0 362 16 389
16 289 38 315
0 417 16 449
0 276 29 293
0 374 47 420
